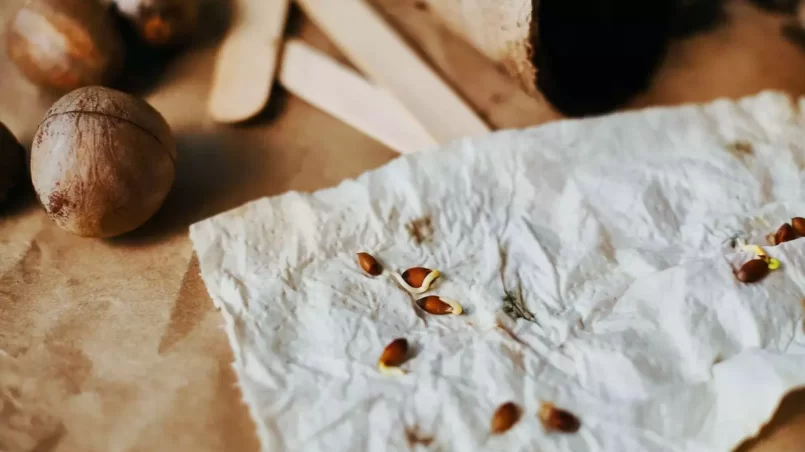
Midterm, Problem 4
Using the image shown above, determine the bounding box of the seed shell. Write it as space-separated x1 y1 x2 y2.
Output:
357 252 382 276
415 296 463 315
775 223 796 245
490 402 520 434
394 267 441 294
538 402 581 433
402 267 433 288
416 296 454 315
735 258 771 283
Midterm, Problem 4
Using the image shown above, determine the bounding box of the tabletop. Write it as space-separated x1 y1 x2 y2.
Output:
1 0 805 451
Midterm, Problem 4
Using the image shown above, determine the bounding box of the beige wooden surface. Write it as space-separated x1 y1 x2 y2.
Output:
296 0 490 142
277 39 438 154
1 0 805 451
207 0 290 123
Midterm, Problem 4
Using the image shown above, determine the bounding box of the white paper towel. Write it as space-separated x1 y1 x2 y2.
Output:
190 91 805 452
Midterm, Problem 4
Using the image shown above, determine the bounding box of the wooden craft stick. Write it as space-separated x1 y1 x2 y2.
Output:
279 40 438 154
294 0 490 144
207 0 290 123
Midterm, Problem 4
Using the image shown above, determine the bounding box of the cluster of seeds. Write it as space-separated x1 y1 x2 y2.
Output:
733 217 805 284
356 252 462 318
489 400 580 435
356 251 581 436
769 217 805 245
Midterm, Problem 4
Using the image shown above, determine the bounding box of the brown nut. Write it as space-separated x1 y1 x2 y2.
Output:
490 402 520 434
415 296 463 315
775 223 796 245
792 217 805 236
734 258 770 283
111 0 199 47
357 252 382 276
6 0 125 92
31 86 176 237
0 122 26 205
538 402 581 433
377 338 408 375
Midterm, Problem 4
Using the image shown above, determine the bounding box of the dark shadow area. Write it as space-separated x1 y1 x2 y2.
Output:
106 129 285 247
193 0 236 48
533 0 733 116
0 133 38 219
782 20 805 49
748 0 800 14
113 0 234 97
0 175 38 219
534 0 676 116
233 84 293 127
734 387 805 451
671 0 727 38
285 3 307 36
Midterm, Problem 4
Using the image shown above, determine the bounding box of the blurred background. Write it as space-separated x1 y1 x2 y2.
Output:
4 0 805 451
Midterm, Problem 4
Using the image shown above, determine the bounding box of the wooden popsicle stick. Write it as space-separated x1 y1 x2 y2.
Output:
279 40 438 154
293 0 490 144
207 0 290 123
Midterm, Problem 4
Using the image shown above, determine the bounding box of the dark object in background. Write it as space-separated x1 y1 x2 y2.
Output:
30 86 176 238
533 0 729 117
671 0 726 37
532 0 803 117
749 0 800 13
6 0 125 92
111 0 199 48
735 258 771 283
0 122 25 205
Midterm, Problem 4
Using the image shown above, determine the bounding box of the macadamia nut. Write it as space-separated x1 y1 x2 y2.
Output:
31 86 176 237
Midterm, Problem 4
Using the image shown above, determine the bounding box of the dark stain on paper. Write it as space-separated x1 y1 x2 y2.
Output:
405 426 433 447
728 140 754 157
406 217 433 244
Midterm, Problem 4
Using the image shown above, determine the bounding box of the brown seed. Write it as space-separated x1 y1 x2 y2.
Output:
415 296 463 315
402 267 434 288
395 267 441 294
735 258 770 283
378 338 408 368
490 402 520 434
539 402 581 433
792 217 805 236
357 252 382 276
416 296 453 315
775 223 796 244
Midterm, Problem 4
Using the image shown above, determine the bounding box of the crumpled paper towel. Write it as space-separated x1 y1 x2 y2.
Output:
190 91 805 452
